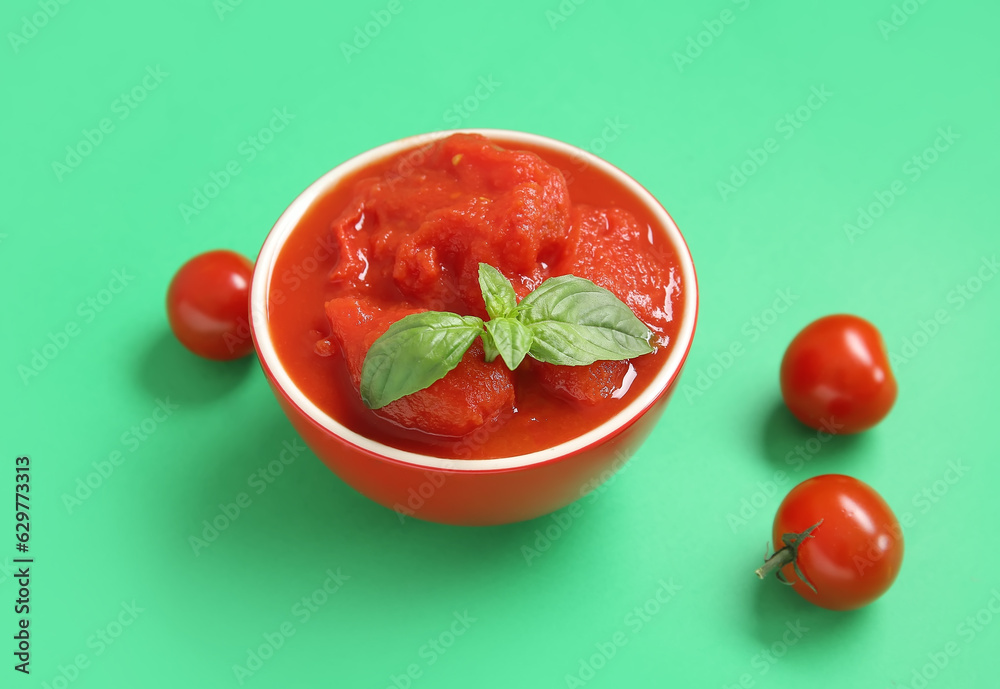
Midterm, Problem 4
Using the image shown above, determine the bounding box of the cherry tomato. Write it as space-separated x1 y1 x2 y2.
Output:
758 474 903 611
167 250 255 360
780 314 897 434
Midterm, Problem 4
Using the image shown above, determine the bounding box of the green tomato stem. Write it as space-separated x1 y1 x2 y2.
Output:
754 519 824 588
755 547 794 580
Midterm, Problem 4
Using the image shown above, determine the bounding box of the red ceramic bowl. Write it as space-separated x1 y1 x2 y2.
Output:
249 129 698 526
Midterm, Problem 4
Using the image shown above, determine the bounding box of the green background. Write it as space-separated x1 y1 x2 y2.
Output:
3 0 998 687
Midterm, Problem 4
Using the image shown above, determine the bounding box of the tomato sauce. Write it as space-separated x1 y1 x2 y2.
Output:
267 134 684 459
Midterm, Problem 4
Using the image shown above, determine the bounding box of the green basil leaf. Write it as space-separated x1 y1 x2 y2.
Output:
518 275 653 366
480 328 501 363
478 263 517 320
360 312 484 409
484 317 533 370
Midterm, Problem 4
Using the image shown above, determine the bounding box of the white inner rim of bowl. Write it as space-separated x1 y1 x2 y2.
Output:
251 129 697 472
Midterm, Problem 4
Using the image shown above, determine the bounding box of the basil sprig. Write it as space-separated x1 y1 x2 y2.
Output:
359 263 653 409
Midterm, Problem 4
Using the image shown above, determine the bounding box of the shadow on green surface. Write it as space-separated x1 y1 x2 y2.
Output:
750 570 872 651
759 401 868 474
173 404 558 599
741 403 879 659
138 330 253 405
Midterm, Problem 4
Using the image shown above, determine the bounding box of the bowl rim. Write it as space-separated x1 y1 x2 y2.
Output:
249 128 698 472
